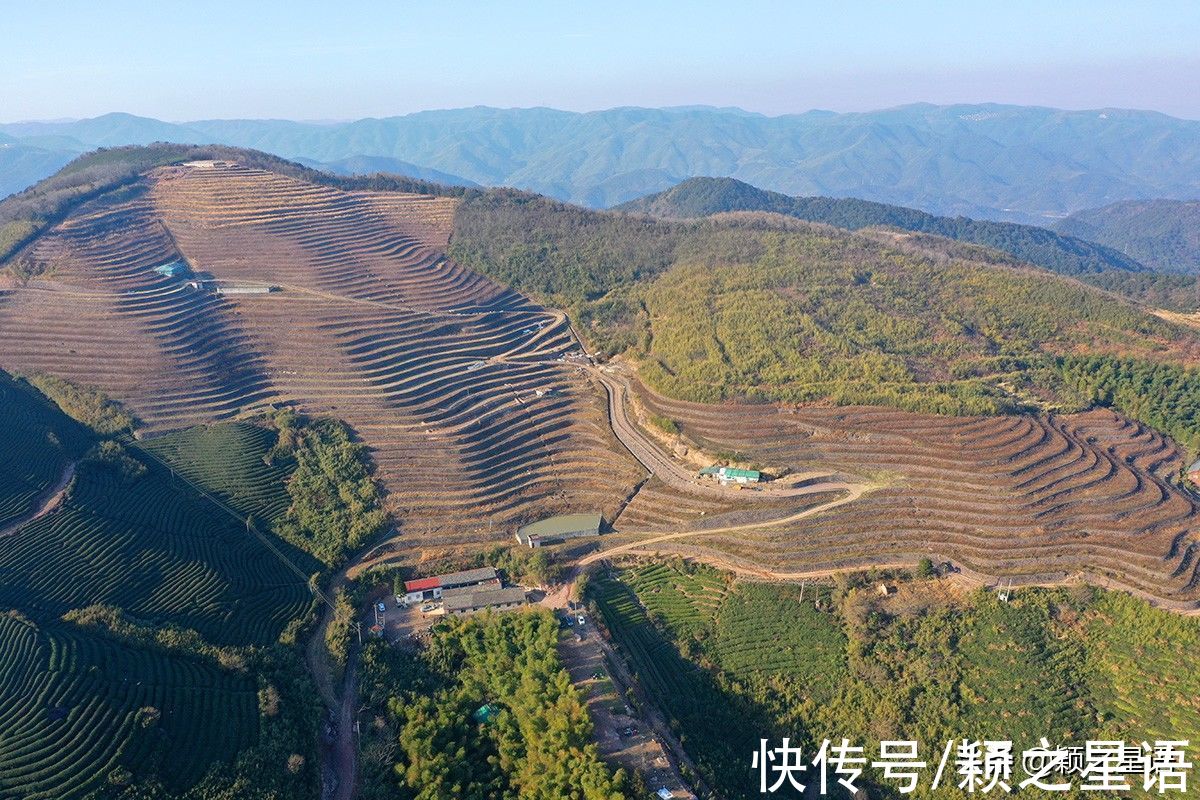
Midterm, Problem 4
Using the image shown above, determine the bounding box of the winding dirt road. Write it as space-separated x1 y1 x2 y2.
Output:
579 483 869 566
588 362 865 499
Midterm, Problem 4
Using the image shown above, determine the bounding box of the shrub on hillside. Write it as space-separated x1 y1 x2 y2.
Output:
272 414 388 566
28 374 136 435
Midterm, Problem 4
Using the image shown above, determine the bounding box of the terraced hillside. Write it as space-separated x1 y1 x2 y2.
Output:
0 373 90 532
625 380 1200 607
140 422 293 522
0 374 318 799
0 612 260 800
0 160 646 559
0 432 317 647
4 153 1200 606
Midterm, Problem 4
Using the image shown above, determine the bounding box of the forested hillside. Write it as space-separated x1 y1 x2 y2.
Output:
450 191 1200 445
590 561 1200 800
1056 198 1200 273
5 104 1200 219
617 176 1144 276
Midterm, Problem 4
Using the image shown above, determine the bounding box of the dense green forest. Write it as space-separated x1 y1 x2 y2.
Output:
616 176 1145 276
26 372 138 434
269 409 389 566
451 192 1200 446
590 561 1200 800
1078 270 1200 313
1056 199 1200 274
355 610 632 800
1052 355 1200 452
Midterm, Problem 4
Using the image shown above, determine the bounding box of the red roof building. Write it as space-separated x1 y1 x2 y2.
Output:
402 567 500 601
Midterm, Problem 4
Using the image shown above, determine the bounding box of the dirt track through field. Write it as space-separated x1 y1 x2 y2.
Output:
0 460 75 538
580 483 869 565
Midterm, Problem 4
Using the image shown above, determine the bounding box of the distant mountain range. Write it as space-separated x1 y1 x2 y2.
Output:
617 176 1144 276
0 142 76 200
2 104 1199 221
1055 199 1200 274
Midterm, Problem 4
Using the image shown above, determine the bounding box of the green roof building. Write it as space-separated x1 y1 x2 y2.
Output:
515 513 603 548
699 466 761 484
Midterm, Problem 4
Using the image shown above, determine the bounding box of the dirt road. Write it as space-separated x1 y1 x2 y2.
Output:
589 363 862 501
580 482 869 567
0 460 75 538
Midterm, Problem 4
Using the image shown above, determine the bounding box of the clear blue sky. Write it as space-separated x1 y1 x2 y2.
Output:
5 0 1199 121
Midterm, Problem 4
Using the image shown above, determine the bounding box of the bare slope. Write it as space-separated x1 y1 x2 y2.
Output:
0 160 644 556
618 380 1200 608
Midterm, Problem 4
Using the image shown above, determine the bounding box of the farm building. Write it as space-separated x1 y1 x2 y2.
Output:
444 586 528 615
152 261 190 279
699 466 761 485
515 513 604 547
402 567 500 604
1187 460 1200 489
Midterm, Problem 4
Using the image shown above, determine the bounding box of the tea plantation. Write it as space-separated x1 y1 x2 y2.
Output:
140 422 294 523
592 562 1200 800
0 436 318 647
0 373 90 529
0 612 257 799
0 372 321 798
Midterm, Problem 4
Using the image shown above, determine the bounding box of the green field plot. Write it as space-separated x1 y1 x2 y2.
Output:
954 594 1090 749
0 373 90 529
595 563 1200 799
591 571 778 799
140 422 294 523
1083 591 1200 743
623 561 728 638
0 612 258 800
711 582 846 706
0 451 317 646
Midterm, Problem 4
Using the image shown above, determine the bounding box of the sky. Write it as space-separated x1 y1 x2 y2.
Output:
4 0 1200 122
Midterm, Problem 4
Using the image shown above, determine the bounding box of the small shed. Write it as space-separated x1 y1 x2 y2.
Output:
699 466 761 485
152 261 190 279
515 513 603 548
